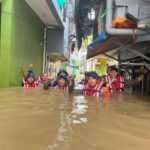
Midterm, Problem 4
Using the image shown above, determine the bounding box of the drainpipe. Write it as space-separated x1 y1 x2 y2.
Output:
43 27 47 73
105 0 146 35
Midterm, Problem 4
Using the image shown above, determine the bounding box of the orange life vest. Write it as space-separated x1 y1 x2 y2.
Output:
55 84 69 92
23 78 38 88
105 75 125 92
84 80 105 97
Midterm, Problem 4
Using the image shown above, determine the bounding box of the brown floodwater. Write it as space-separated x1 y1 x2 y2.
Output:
0 87 150 150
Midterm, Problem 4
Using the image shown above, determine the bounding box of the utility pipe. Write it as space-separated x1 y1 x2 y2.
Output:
43 27 47 73
105 0 146 35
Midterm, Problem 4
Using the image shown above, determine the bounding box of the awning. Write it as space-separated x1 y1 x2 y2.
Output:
25 0 64 28
87 32 133 59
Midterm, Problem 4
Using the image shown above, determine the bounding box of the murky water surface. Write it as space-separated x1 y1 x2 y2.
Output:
0 88 150 150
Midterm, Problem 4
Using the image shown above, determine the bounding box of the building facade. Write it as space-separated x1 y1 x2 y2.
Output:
0 0 72 87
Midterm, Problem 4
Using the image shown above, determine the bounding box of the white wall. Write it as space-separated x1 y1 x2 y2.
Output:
64 18 70 59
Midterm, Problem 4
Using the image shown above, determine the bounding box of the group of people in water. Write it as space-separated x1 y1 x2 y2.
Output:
22 64 148 97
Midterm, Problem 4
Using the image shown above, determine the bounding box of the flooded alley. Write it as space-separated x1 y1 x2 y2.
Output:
0 88 150 150
0 0 150 150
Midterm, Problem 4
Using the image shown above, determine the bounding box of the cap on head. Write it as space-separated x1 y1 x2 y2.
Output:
87 71 99 80
26 72 35 79
58 68 68 76
59 68 66 72
57 76 68 82
109 66 118 72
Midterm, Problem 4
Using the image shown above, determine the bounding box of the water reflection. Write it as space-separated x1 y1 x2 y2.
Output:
67 96 88 125
47 96 72 150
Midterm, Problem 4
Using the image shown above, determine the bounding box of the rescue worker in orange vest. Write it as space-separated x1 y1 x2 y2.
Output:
54 76 70 91
105 66 147 92
84 71 105 97
43 74 75 93
23 72 38 88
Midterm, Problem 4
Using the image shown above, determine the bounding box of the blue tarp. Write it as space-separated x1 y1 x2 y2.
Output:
88 32 108 49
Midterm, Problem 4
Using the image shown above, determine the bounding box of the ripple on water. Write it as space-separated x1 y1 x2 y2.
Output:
0 88 150 150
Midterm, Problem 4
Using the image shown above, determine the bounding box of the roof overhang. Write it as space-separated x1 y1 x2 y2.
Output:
25 0 64 28
87 34 150 62
87 35 133 59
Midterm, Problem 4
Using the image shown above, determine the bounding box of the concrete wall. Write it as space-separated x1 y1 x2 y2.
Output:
46 28 64 54
63 18 70 59
0 0 12 87
46 25 69 59
0 0 45 87
115 0 139 18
